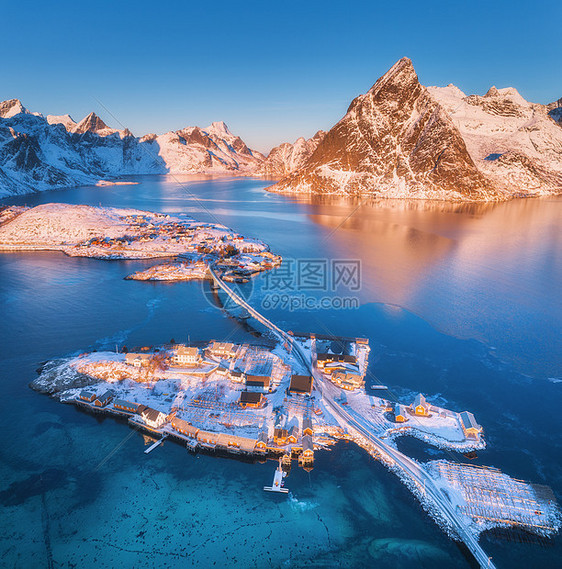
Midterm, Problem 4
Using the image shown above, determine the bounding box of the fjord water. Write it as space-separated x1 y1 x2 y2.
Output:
1 176 560 568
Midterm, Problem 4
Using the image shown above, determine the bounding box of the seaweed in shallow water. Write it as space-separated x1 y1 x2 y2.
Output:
0 468 69 506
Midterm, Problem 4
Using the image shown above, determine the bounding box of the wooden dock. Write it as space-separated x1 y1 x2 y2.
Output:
144 434 168 454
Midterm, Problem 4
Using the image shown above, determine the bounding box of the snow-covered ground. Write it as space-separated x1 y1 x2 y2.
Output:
126 261 210 281
0 203 278 279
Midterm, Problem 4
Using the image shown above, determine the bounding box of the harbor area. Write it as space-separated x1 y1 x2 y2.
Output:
33 334 488 467
30 333 560 543
32 338 334 471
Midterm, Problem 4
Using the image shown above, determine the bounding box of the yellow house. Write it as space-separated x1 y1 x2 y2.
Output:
394 404 408 423
412 393 430 416
460 411 482 438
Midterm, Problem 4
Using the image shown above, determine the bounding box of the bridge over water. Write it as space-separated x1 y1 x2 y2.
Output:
208 265 497 569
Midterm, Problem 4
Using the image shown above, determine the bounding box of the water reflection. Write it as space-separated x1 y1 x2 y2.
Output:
293 196 562 376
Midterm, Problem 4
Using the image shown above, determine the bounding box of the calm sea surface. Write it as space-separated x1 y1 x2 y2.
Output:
1 175 560 568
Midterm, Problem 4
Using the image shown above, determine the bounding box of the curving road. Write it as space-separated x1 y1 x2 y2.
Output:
209 267 496 569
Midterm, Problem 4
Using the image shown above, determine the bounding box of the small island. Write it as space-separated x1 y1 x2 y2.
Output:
0 203 281 281
31 328 559 552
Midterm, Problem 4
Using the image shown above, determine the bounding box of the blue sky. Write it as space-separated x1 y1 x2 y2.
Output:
2 0 561 152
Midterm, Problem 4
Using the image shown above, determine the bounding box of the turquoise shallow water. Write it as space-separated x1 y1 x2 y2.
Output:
1 177 561 568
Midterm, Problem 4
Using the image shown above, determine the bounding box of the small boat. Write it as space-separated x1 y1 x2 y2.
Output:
264 459 289 493
370 385 388 390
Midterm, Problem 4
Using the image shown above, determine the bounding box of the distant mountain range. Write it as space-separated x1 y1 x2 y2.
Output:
256 131 325 177
1 61 561 200
0 100 264 197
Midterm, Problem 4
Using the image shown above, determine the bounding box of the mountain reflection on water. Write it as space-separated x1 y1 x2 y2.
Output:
296 195 561 377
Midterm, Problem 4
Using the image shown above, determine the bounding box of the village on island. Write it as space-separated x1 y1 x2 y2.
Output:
0 204 281 283
33 324 560 556
34 332 485 479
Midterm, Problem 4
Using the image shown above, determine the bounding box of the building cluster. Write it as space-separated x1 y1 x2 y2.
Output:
389 392 483 441
77 385 314 466
271 414 314 470
122 341 290 402
315 337 368 390
215 251 282 283
73 336 369 472
70 212 278 277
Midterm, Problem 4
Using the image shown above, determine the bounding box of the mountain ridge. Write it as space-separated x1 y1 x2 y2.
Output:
2 67 561 201
0 102 264 197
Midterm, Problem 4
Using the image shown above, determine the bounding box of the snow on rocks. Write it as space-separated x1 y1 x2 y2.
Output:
428 84 562 196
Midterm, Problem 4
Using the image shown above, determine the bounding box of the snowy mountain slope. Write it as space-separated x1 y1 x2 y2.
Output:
147 121 264 174
46 114 77 131
427 85 562 195
257 131 325 177
268 58 496 200
0 101 264 197
0 110 164 197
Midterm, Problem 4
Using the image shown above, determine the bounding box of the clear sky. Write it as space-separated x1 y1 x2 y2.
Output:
2 0 561 153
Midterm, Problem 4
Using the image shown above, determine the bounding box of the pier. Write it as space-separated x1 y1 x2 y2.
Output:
264 459 289 493
144 434 168 454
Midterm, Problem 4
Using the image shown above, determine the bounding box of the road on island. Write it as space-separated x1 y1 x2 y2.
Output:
209 266 497 569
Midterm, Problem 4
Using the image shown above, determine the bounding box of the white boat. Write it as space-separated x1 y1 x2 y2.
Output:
264 459 289 493
370 384 388 390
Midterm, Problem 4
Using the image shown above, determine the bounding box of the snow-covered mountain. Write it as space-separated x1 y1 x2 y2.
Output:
144 121 265 175
46 114 77 131
0 99 31 119
427 85 562 196
0 102 264 197
268 58 562 201
257 131 325 177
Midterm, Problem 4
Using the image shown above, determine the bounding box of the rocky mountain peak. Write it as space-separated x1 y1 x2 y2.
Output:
205 121 231 138
73 112 110 134
268 57 496 200
0 99 28 119
371 56 415 88
466 86 529 117
46 114 77 131
547 98 562 125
